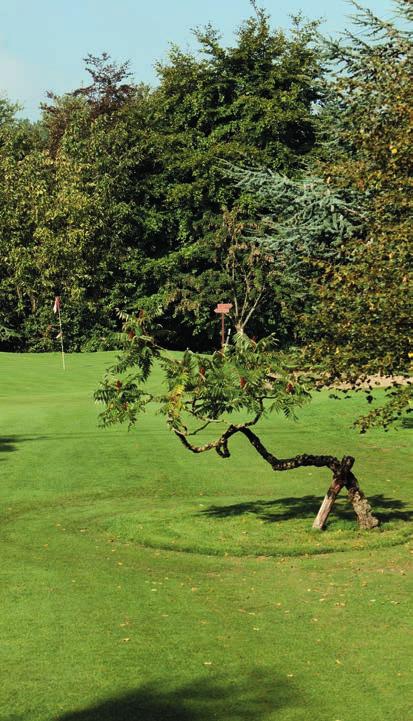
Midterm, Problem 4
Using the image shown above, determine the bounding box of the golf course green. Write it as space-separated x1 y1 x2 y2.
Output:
1 351 412 721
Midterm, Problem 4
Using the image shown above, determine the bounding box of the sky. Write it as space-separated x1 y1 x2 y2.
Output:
0 0 394 121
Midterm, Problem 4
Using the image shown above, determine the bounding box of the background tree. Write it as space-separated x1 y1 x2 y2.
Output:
1 59 155 350
140 8 324 345
0 102 55 350
232 1 412 428
222 164 365 344
301 0 413 428
303 0 412 373
0 6 325 352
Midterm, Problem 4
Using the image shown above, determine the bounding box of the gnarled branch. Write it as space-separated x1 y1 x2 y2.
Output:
173 421 379 530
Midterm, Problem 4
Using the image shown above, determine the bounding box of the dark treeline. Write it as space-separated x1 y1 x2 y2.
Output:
0 1 411 380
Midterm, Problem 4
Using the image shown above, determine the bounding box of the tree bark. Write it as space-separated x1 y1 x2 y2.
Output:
312 479 344 530
174 424 380 530
346 473 380 529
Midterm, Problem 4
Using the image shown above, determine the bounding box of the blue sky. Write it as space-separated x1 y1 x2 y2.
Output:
0 0 394 120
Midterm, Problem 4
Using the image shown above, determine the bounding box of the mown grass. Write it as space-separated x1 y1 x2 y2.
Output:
0 351 412 721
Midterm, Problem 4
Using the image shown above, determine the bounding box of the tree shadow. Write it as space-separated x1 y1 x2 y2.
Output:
202 494 413 525
57 674 297 721
0 432 111 443
0 436 17 458
0 433 117 469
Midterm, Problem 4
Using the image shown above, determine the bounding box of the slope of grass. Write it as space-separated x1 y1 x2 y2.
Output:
0 351 412 721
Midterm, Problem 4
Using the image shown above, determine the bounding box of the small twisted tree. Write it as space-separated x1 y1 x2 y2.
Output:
95 312 379 531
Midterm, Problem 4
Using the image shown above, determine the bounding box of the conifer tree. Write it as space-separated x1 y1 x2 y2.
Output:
233 1 412 428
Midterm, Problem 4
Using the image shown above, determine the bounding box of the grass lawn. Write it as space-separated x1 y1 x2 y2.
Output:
0 351 412 721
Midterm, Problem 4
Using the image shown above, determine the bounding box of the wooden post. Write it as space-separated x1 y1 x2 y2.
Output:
312 480 344 530
214 303 233 351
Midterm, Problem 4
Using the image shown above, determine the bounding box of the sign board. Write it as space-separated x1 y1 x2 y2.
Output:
214 303 233 314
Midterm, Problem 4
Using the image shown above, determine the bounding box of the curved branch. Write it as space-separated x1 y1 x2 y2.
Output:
237 428 378 530
239 427 346 475
172 420 379 530
187 421 214 436
173 423 241 456
172 413 262 455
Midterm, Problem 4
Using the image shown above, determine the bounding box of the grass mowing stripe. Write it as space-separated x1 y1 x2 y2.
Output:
0 352 412 721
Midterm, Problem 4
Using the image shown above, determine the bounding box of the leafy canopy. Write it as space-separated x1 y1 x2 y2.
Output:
95 312 311 444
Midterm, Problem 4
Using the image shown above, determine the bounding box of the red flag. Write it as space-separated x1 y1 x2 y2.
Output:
53 296 61 314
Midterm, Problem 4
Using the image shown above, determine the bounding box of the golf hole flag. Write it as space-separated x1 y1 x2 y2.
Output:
52 296 65 369
53 296 61 314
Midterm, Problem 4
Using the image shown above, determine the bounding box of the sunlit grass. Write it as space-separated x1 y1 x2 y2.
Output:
0 351 412 721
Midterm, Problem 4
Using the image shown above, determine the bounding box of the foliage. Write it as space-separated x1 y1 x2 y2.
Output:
224 164 367 342
144 9 324 342
95 312 380 531
232 1 412 428
0 104 55 350
303 0 413 425
0 7 324 351
302 0 412 379
95 311 310 435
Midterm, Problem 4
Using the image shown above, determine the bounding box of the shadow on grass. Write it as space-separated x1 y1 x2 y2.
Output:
0 432 112 444
202 494 413 525
0 436 17 457
57 674 296 721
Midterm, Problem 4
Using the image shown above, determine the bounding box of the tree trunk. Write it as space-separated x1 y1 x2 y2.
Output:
346 474 380 529
175 425 380 531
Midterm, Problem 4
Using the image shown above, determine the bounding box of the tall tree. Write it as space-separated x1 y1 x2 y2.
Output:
305 0 413 428
0 9 325 351
0 103 56 350
1 58 154 351
132 7 324 346
238 1 412 428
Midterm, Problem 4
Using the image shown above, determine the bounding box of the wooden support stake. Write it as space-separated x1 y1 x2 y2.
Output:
312 480 343 530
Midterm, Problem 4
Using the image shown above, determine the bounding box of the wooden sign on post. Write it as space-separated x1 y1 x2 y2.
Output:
214 303 233 349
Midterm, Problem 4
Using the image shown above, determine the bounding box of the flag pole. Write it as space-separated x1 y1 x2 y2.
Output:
57 305 65 370
53 296 66 370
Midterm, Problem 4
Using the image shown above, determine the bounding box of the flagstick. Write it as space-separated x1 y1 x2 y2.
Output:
57 306 66 370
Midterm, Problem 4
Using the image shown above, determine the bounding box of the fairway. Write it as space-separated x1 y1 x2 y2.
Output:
1 352 412 721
